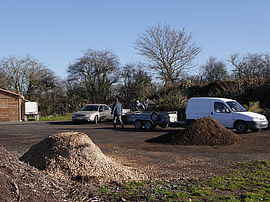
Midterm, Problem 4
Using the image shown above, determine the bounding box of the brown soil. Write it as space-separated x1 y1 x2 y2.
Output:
19 132 145 184
1 121 270 200
146 117 243 145
0 144 67 201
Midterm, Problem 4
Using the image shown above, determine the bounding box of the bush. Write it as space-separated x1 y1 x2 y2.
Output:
152 91 188 111
243 101 262 114
259 108 270 124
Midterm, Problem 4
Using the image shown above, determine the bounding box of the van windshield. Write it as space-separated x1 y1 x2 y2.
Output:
226 101 247 112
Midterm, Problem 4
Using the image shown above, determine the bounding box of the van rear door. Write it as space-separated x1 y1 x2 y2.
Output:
211 101 234 128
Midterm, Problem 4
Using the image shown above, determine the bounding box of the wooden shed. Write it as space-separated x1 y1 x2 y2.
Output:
0 89 24 122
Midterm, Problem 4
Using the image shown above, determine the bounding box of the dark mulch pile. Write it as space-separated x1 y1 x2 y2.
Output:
0 144 67 202
146 117 243 146
19 132 145 184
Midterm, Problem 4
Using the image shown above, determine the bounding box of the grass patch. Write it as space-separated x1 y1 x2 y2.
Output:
39 114 72 121
93 160 270 201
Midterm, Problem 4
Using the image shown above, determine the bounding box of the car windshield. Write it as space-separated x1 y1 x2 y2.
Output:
226 101 247 112
80 105 99 111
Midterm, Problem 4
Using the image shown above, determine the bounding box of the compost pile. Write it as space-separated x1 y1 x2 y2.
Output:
146 117 243 146
20 132 144 184
0 144 66 201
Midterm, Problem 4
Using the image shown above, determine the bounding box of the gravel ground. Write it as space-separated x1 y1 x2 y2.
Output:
1 121 270 181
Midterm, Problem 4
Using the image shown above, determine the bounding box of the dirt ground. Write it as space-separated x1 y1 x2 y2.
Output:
1 121 270 181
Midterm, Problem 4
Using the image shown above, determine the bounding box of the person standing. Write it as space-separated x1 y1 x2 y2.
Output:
133 100 145 111
111 98 124 128
143 98 150 111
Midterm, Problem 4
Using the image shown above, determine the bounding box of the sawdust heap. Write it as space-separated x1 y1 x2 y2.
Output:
0 144 66 201
146 117 243 145
20 132 144 184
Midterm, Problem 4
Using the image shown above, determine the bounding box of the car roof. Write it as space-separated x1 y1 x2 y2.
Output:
84 104 106 106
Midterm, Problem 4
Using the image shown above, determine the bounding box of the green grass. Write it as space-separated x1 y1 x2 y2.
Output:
39 114 72 121
94 160 270 201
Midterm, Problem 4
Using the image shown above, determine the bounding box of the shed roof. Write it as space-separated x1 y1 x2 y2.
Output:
0 88 24 99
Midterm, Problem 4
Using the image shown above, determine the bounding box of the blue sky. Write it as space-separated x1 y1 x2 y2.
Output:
0 0 269 78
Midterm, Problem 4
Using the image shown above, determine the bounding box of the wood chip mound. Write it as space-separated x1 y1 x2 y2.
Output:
0 144 66 201
19 132 145 184
146 117 243 146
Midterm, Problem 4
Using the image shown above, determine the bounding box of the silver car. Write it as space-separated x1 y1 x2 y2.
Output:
72 104 112 124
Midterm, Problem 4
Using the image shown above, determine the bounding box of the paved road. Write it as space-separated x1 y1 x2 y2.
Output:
0 121 171 155
1 121 270 180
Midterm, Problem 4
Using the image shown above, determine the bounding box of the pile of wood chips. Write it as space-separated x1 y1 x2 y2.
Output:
20 132 145 184
146 117 243 146
0 144 66 201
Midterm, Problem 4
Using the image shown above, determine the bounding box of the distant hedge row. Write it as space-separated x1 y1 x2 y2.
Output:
188 79 270 108
151 78 270 115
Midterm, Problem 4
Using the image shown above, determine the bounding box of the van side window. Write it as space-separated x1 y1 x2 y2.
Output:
214 102 230 113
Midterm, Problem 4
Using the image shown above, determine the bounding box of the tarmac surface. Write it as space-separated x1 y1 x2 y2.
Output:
1 120 270 180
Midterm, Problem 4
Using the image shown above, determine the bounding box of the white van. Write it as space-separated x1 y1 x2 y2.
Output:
186 97 268 133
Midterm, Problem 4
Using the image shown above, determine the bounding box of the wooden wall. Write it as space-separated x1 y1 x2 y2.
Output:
0 92 21 121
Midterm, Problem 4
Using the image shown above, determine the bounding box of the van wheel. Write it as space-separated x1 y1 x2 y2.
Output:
235 121 248 134
134 121 142 129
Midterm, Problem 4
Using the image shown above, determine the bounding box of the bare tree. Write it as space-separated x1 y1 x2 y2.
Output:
229 53 270 80
135 24 201 86
67 49 119 103
0 70 8 89
200 57 229 82
64 79 88 112
0 55 64 116
118 63 154 107
0 56 59 97
0 56 27 94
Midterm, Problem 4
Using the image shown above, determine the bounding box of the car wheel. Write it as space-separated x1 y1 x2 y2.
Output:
151 112 159 122
134 121 142 129
235 121 248 134
94 116 99 124
144 121 153 130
